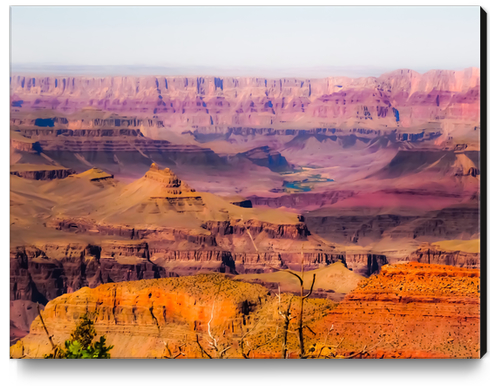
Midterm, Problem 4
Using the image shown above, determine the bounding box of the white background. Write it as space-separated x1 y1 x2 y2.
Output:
2 1 489 385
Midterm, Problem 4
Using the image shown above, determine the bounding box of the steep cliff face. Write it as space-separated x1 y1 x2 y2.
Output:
11 164 390 293
10 243 167 305
10 237 387 311
47 217 310 244
202 219 309 240
305 213 417 243
10 300 44 344
10 167 76 180
408 243 479 269
10 128 225 173
235 146 292 172
312 262 480 358
345 254 388 276
10 238 388 313
305 204 480 244
10 263 480 359
10 68 480 131
249 190 356 209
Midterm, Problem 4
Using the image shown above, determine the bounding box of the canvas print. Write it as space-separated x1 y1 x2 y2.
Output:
9 6 483 359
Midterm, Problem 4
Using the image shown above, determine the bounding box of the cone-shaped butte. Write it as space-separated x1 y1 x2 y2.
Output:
143 163 197 197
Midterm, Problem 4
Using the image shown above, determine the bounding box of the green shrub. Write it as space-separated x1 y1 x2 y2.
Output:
44 314 113 359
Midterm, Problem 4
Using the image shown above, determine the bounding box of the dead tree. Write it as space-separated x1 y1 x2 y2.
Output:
195 334 213 359
162 339 187 359
195 283 232 359
246 220 317 359
272 246 316 358
37 303 63 358
276 285 294 358
238 317 279 359
295 246 317 358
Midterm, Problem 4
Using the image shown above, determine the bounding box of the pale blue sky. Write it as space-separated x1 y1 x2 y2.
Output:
10 6 481 77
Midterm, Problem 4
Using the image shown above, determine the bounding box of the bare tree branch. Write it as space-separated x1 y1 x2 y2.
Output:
302 274 316 299
195 334 212 359
37 303 56 351
162 341 186 359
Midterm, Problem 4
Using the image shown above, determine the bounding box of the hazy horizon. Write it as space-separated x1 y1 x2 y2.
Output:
9 63 481 79
11 6 480 78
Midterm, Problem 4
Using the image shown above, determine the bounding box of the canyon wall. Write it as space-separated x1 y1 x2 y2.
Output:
305 205 480 244
10 238 386 308
10 243 167 305
10 68 480 131
10 168 76 180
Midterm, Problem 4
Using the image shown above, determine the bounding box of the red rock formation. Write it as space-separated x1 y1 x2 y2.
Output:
345 253 388 276
11 263 479 359
10 137 39 153
10 243 167 305
312 262 480 358
143 163 196 195
202 219 309 240
408 243 479 269
10 300 44 344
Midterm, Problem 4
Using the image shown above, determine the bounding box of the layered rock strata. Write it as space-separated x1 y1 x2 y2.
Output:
10 129 225 171
10 243 167 305
10 167 75 180
10 239 387 306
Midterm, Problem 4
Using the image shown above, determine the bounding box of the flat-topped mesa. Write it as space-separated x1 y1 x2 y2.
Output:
71 168 114 182
10 165 76 180
144 163 196 196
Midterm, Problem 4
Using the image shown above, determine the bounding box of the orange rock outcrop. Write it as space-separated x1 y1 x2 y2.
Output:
311 262 480 358
10 274 277 358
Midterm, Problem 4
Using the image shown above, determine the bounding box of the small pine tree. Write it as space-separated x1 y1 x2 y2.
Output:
44 313 113 359
70 314 96 350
